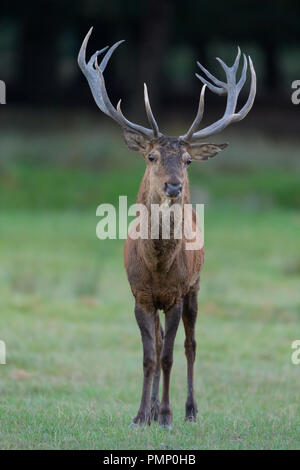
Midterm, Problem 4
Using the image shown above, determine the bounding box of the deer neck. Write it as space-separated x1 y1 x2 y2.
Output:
136 171 190 272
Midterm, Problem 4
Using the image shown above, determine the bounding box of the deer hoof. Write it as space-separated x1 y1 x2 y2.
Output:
129 410 152 427
185 401 198 422
159 408 172 429
159 423 172 430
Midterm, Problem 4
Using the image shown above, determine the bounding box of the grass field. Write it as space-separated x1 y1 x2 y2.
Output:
0 120 299 449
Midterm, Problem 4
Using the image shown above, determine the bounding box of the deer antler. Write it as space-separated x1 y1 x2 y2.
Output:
78 28 160 138
180 47 256 143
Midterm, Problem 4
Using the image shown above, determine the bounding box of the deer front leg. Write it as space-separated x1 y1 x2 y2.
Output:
182 287 198 422
130 302 156 427
151 314 164 421
159 300 183 428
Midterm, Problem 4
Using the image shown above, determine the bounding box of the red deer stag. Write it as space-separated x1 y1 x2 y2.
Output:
78 28 256 428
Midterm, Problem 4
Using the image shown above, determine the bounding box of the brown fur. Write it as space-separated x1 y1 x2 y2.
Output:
77 30 246 427
124 135 208 427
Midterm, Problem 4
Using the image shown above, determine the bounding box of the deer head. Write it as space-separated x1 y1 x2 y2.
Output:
78 28 256 202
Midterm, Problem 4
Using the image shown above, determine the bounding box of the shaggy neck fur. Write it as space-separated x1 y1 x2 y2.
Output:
136 168 190 273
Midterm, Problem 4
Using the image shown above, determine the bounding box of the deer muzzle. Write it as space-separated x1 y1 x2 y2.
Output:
165 182 182 198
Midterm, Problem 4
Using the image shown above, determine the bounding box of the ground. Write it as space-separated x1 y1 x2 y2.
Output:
0 120 299 449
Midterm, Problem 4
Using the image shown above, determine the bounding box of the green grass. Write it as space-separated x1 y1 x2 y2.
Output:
0 122 299 449
0 206 299 449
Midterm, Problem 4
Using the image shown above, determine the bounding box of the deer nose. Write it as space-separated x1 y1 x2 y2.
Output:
165 182 182 197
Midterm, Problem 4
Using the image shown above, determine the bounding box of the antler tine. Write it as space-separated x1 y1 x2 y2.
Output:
144 84 159 137
181 85 206 142
215 46 241 73
196 61 225 88
231 46 241 72
93 43 125 122
237 54 248 93
78 27 94 70
232 56 256 122
97 40 124 72
78 28 160 138
195 70 225 96
180 47 256 143
115 99 160 137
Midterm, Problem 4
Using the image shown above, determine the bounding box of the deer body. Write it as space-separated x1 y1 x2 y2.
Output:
124 138 204 312
78 29 256 427
124 148 204 425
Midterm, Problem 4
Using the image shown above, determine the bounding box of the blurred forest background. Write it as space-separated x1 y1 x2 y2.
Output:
0 0 299 208
0 0 299 450
1 0 300 109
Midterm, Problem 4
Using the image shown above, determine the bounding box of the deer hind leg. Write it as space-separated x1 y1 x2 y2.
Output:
182 284 199 422
151 312 164 421
159 300 183 428
130 302 156 427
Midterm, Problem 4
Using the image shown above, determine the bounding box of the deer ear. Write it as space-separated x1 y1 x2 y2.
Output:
186 143 228 161
123 129 152 154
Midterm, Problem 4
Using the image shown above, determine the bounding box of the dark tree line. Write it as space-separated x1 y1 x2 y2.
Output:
0 0 299 109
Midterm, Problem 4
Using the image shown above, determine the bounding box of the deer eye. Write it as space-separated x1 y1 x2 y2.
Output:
148 154 156 162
